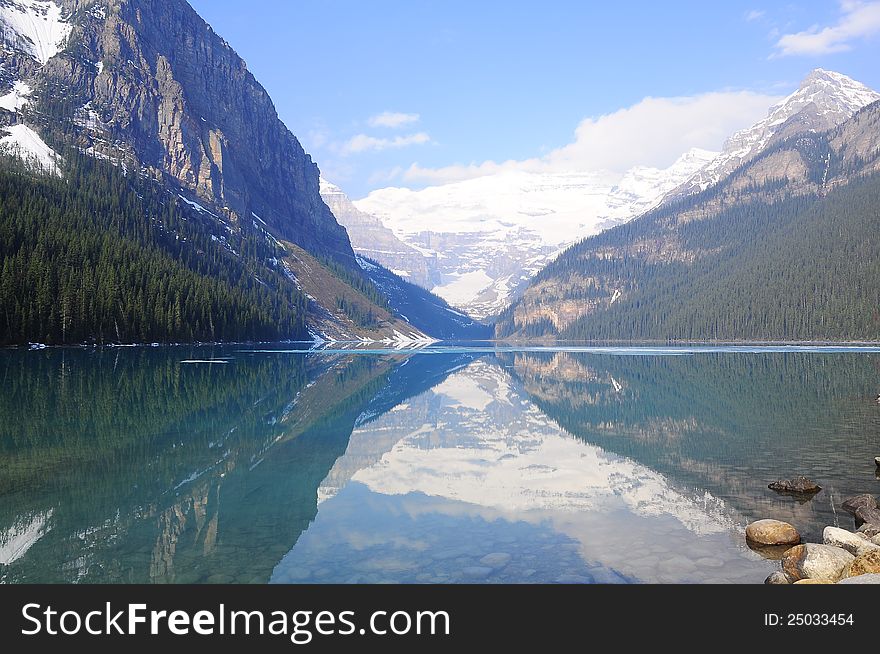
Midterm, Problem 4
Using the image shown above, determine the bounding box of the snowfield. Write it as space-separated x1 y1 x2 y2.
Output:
0 0 72 65
0 81 33 112
0 124 62 174
354 149 716 317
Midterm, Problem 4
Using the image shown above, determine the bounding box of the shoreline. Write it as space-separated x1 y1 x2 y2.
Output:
7 338 880 351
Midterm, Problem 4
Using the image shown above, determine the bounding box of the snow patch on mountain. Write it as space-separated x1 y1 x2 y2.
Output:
433 270 495 308
0 123 61 174
319 177 342 197
0 0 72 65
0 80 32 111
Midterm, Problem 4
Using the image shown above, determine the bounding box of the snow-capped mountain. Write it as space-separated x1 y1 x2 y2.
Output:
666 69 880 200
354 149 716 319
496 72 880 341
350 69 879 320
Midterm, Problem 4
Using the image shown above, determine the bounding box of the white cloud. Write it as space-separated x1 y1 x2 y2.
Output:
400 90 780 185
342 132 431 155
773 1 880 56
368 111 420 129
745 9 765 21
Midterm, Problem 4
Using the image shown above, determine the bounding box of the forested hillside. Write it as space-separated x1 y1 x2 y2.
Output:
0 154 308 344
0 0 492 344
497 103 880 342
498 174 880 341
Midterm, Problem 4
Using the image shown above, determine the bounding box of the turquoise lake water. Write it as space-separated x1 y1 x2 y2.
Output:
1 345 878 583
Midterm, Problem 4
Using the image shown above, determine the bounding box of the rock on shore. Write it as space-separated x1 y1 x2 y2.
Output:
823 526 880 557
752 493 880 583
764 571 791 585
855 506 880 528
781 544 854 582
841 494 878 516
847 550 880 577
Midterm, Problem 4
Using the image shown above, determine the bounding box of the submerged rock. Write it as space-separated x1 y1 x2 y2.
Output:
746 519 801 548
765 571 791 585
847 550 880 577
838 573 880 584
768 476 821 495
782 544 854 582
461 566 493 579
823 526 880 557
841 494 878 517
479 552 512 569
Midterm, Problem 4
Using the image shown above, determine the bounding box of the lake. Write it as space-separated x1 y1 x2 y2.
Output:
1 344 878 584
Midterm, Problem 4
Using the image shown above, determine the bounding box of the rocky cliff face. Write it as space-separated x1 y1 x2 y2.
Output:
1 0 478 342
319 178 435 287
2 0 354 263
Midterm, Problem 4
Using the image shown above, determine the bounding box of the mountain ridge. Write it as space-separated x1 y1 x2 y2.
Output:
349 69 879 322
496 95 880 341
663 68 880 202
319 177 435 288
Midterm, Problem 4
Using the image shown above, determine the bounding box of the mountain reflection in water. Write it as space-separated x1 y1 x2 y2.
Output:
1 346 878 584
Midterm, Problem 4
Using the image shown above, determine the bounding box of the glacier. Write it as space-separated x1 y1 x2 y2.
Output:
352 149 716 319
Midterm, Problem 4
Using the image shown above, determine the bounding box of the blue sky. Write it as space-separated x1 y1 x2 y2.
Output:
189 0 880 197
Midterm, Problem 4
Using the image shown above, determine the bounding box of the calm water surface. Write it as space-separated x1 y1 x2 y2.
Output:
1 344 878 584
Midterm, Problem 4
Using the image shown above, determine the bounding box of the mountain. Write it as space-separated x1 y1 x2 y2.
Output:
320 179 489 339
2 0 353 261
354 255 491 341
0 0 473 343
665 68 880 201
496 78 880 342
354 149 716 320
319 178 435 288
